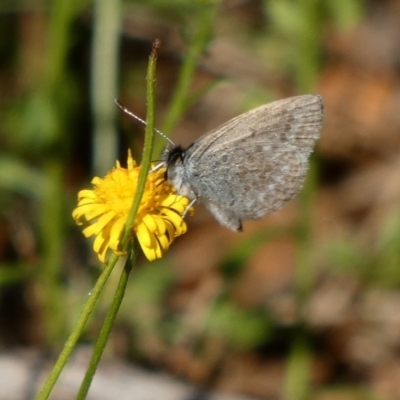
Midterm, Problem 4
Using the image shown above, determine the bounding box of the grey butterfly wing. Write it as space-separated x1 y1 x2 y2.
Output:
188 95 322 160
186 139 309 225
183 95 323 229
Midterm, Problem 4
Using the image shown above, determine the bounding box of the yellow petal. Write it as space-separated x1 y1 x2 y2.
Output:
156 232 171 250
152 238 163 258
141 244 157 261
142 214 158 233
72 207 86 221
161 195 187 209
95 211 117 233
93 232 106 254
161 208 184 228
97 241 108 262
73 204 110 221
109 217 125 251
163 219 175 240
77 190 98 200
153 216 166 235
91 177 103 185
136 221 154 249
137 231 159 260
178 222 187 235
76 198 97 206
80 212 112 236
82 224 99 237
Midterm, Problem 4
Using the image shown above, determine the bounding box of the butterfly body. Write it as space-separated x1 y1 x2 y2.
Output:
163 95 324 231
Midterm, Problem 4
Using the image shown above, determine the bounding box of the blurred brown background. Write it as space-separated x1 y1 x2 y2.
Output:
1 0 400 399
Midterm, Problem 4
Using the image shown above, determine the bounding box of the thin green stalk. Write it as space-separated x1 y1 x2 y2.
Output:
121 39 159 246
76 41 160 398
46 0 87 89
91 0 121 175
155 3 217 156
292 0 321 303
76 246 137 399
282 1 321 397
35 253 120 400
283 335 312 400
293 0 320 93
40 0 88 347
40 161 64 345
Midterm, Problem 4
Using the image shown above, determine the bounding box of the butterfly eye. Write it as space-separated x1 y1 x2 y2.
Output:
167 146 185 166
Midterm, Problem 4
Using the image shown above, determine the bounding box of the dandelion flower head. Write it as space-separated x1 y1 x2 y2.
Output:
72 151 191 262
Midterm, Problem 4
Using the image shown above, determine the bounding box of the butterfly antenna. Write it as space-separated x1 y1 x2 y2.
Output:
115 99 175 146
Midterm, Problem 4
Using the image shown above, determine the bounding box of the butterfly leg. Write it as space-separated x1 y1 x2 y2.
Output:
182 197 198 219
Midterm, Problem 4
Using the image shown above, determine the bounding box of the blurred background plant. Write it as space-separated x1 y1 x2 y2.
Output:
3 0 400 399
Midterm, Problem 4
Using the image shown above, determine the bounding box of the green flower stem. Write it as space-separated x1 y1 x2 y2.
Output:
154 4 217 156
35 253 120 400
121 39 159 246
76 246 137 399
76 41 160 399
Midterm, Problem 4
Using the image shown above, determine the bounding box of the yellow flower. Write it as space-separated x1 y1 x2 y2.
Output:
72 151 192 262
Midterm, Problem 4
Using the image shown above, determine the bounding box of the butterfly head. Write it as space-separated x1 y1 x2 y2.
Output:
162 145 195 199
